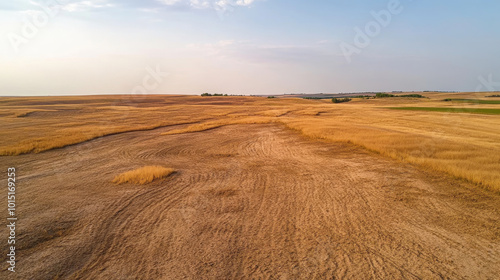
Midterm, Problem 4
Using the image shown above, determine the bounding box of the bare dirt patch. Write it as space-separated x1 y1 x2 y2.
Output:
1 124 499 279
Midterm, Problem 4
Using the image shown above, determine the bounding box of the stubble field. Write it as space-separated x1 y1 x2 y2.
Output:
1 93 499 279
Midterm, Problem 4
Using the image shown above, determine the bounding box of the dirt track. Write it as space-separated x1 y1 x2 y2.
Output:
2 124 500 279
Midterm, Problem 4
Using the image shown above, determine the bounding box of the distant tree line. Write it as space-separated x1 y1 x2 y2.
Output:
375 93 395 98
201 93 228 96
303 97 325 100
201 93 247 97
375 93 425 98
350 95 373 99
331 97 352 103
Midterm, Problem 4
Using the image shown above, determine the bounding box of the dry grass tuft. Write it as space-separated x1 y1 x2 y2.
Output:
112 166 175 185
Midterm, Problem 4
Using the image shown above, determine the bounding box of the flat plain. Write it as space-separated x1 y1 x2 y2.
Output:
1 93 499 279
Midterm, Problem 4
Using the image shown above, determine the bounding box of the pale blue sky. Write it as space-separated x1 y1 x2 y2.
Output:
1 0 499 95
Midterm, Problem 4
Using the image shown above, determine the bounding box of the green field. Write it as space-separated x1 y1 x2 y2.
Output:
443 99 500 104
389 107 500 115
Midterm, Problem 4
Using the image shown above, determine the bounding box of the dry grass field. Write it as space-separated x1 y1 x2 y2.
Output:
1 93 500 279
1 92 500 191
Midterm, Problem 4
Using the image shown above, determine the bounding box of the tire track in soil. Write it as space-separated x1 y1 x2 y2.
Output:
1 124 499 279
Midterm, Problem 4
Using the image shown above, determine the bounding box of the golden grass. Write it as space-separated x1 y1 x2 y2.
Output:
257 109 290 117
1 93 500 191
0 125 162 156
112 166 175 185
0 102 209 155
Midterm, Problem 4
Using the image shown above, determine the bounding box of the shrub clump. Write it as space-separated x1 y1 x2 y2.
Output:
332 97 352 103
376 93 424 98
112 166 175 185
375 93 395 98
399 94 425 98
201 93 228 96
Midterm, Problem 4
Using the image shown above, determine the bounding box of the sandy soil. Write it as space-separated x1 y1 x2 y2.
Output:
1 123 499 279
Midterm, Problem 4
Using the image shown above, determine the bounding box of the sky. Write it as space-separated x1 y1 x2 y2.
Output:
1 0 500 95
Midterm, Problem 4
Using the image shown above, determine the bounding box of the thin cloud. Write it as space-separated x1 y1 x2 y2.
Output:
58 0 114 12
187 40 338 65
156 0 259 10
6 0 115 13
3 0 260 13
